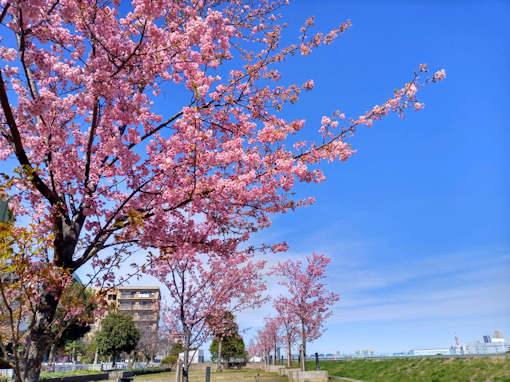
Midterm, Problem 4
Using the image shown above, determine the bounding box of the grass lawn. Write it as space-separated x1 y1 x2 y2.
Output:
134 367 287 382
39 369 104 380
307 356 510 382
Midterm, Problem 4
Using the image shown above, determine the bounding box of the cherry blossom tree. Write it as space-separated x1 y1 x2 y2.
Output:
150 246 266 382
271 253 339 371
274 297 298 367
264 316 282 366
0 0 444 379
252 324 273 367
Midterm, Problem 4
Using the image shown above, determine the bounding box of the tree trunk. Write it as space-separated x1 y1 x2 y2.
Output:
287 340 292 368
20 290 61 382
182 328 191 382
216 338 223 371
127 350 134 368
48 344 56 363
300 321 306 371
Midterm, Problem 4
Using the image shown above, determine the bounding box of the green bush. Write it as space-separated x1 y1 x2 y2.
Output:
161 354 178 366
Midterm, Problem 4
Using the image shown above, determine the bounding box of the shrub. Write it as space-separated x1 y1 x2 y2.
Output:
161 354 178 366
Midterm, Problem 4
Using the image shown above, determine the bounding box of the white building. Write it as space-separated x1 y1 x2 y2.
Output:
409 349 450 356
178 349 204 364
463 341 509 355
354 350 376 357
492 330 505 343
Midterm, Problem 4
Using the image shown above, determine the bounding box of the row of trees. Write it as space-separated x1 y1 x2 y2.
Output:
0 0 444 380
250 254 338 370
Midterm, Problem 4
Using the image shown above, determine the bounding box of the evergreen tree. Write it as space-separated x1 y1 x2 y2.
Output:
95 312 140 367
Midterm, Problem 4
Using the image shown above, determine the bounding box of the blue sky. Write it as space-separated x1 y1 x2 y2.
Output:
65 0 509 354
234 0 509 354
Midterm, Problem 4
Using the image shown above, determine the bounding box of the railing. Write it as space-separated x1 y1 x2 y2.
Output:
119 303 154 310
41 362 132 373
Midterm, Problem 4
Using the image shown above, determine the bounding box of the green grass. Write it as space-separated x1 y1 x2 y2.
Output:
306 356 510 382
39 369 104 380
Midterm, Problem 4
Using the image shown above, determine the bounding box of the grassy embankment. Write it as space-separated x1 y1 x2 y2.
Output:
306 356 510 382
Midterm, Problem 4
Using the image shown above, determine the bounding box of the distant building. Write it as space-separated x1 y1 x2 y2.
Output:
492 330 504 343
463 340 508 355
179 349 204 364
354 349 376 357
409 349 450 356
483 335 491 344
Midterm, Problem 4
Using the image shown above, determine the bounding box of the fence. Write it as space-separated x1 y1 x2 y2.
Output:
41 362 152 373
0 369 13 379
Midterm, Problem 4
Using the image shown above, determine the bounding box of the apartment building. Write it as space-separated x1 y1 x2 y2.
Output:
88 286 161 341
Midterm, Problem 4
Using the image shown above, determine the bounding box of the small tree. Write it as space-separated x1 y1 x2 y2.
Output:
274 300 298 367
271 253 339 371
63 341 83 363
134 326 159 363
207 310 238 371
263 317 282 366
95 312 140 368
252 326 274 366
161 341 184 367
209 316 246 368
153 248 266 382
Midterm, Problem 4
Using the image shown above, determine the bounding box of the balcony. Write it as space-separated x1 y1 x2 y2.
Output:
133 313 157 321
119 302 155 311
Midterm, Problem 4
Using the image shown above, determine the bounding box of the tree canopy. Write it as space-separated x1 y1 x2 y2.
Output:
210 335 247 363
95 312 140 363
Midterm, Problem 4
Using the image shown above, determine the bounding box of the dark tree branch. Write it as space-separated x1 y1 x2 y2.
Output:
0 71 58 205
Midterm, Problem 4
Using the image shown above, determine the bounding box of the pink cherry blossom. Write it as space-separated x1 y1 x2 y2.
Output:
433 69 447 81
270 253 339 371
0 0 444 379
